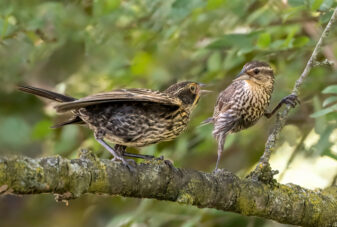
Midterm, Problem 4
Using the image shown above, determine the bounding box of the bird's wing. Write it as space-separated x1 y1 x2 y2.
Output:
212 111 239 136
211 81 243 134
213 82 240 117
55 88 182 112
201 81 240 125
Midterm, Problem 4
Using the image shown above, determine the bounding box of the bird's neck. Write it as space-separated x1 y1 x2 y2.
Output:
244 79 274 94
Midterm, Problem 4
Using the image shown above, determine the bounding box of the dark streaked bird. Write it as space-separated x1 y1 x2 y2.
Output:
18 82 208 168
204 61 299 170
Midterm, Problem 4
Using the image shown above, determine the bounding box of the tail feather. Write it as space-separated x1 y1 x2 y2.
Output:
199 117 214 127
51 116 85 128
17 85 76 102
18 85 83 128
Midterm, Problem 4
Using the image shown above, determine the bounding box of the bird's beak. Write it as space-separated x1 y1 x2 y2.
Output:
200 89 212 95
234 70 250 81
199 83 208 87
198 83 212 95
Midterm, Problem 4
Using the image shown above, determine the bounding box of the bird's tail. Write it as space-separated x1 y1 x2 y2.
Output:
199 117 214 126
18 85 83 128
17 85 77 102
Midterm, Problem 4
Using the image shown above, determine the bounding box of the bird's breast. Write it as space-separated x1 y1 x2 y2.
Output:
232 80 272 127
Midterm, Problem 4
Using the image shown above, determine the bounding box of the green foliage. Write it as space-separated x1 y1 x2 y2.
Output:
310 85 337 159
0 0 337 226
311 85 337 118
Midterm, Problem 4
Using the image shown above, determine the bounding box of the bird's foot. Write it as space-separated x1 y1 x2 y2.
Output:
163 159 174 169
282 94 300 108
122 152 155 160
112 155 136 171
212 168 232 178
155 155 164 161
212 167 223 174
212 168 219 174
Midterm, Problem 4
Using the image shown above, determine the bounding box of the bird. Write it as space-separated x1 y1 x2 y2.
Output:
18 81 209 168
203 61 299 170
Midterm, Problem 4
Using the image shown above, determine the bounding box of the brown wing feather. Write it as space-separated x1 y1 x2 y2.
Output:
55 88 182 112
202 81 239 125
213 82 239 118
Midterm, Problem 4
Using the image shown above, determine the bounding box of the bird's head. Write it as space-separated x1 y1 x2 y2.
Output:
234 61 274 88
164 81 210 111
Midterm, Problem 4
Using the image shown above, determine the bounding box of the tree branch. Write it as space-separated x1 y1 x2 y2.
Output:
0 152 336 227
250 7 337 181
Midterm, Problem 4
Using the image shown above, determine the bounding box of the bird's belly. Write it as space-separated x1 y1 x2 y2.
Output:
235 89 270 131
79 103 188 147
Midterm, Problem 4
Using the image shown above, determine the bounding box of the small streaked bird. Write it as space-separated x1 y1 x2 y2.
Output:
18 81 208 168
204 61 299 170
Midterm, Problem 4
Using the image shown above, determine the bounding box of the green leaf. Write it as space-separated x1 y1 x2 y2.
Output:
310 104 337 118
323 96 337 107
0 117 30 148
131 52 154 76
207 51 222 72
257 32 271 49
207 0 227 10
283 26 298 48
207 33 258 50
288 0 306 6
322 148 337 160
171 0 205 21
94 0 120 15
319 0 334 11
311 0 324 10
31 119 52 140
322 85 337 94
54 125 79 154
320 10 334 23
312 96 326 133
293 36 310 47
311 124 334 156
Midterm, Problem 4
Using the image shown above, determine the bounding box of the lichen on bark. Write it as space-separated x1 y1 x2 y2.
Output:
0 154 336 227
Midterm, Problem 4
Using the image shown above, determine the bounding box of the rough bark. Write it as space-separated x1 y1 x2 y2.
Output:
0 152 336 227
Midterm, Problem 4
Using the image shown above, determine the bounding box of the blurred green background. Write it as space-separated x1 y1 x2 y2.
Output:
1 0 337 226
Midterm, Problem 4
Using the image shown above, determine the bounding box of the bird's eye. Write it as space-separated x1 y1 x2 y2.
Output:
254 69 260 74
190 85 197 93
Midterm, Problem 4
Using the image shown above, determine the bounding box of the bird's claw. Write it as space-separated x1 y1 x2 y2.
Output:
282 94 300 108
212 168 221 174
164 159 174 169
124 159 137 171
112 155 136 171
155 155 164 161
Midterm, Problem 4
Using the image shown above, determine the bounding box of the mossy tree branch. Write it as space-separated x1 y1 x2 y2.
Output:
0 152 336 227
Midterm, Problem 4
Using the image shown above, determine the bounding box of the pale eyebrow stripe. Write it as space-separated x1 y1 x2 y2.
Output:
247 66 272 71
261 69 274 74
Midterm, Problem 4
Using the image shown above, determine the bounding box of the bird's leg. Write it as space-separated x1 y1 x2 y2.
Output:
114 144 161 160
95 137 134 170
114 144 126 156
96 138 124 162
264 94 300 118
114 144 137 166
113 144 155 160
123 151 155 160
214 133 227 172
